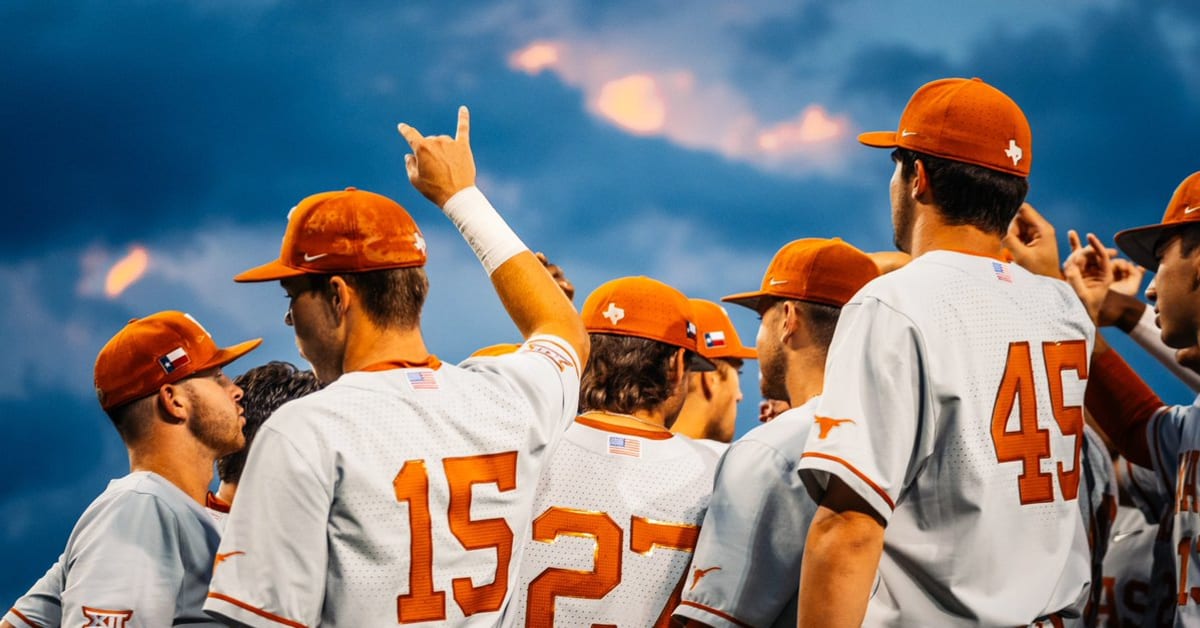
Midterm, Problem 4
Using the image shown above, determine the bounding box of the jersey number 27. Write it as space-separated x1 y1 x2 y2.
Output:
991 340 1088 505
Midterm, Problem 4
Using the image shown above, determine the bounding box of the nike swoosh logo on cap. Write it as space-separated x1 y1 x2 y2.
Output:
768 279 788 286
901 130 918 137
1185 205 1200 215
303 253 329 262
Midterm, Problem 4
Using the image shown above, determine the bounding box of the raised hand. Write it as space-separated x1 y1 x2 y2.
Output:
397 106 477 207
1109 256 1146 297
1062 229 1114 324
1002 203 1062 278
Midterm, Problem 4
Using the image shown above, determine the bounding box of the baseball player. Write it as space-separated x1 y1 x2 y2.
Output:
2 360 319 628
672 238 880 628
203 107 589 627
500 276 719 627
671 298 756 451
1065 170 1200 627
2 311 260 628
796 78 1094 626
1096 459 1170 627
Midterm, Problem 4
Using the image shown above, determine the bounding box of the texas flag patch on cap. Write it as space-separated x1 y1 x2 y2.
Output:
704 331 727 349
159 347 190 374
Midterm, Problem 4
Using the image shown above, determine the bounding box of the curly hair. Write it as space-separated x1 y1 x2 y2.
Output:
219 361 322 484
579 333 679 414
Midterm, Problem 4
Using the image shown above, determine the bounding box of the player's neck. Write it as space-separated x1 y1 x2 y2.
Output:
668 400 708 439
585 409 670 430
341 320 433 374
127 439 217 505
908 207 1005 259
785 351 825 408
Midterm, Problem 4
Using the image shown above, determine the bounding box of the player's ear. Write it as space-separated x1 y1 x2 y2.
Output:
699 370 716 399
328 276 352 319
780 301 801 344
912 159 931 202
155 383 189 424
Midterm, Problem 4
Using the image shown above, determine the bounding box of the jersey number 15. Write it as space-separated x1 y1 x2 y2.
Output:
991 340 1088 505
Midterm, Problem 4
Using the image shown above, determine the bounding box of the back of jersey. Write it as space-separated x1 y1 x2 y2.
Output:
501 416 718 627
800 252 1094 626
205 337 580 628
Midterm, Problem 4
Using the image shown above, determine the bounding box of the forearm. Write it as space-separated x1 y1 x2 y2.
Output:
1085 339 1161 467
798 505 884 628
490 251 588 362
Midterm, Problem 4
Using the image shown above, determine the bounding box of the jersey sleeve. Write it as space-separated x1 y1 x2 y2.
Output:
674 438 814 628
796 297 928 522
459 334 581 433
59 493 184 627
5 556 65 628
204 416 333 628
1145 403 1191 499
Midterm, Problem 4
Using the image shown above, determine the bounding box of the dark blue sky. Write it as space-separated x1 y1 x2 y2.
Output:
3 0 1199 604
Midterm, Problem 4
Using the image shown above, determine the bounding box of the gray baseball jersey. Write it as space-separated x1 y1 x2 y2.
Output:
797 252 1094 626
1097 505 1158 627
18 471 224 627
5 496 230 628
205 336 580 627
673 396 819 628
1142 399 1200 626
500 414 718 627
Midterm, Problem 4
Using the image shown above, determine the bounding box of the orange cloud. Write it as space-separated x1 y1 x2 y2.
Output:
595 74 666 135
509 41 561 75
757 105 849 152
105 246 150 298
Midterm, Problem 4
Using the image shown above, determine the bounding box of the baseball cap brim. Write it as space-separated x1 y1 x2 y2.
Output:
234 259 310 283
1114 223 1178 270
200 338 264 371
858 131 900 148
720 290 767 312
686 351 716 372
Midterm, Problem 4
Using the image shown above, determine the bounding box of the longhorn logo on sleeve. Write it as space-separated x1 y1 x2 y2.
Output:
814 416 856 439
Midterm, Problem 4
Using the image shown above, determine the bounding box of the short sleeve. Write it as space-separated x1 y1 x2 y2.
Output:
60 493 183 627
1146 404 1190 497
675 436 815 628
204 419 333 627
6 556 65 628
459 334 581 433
797 297 928 522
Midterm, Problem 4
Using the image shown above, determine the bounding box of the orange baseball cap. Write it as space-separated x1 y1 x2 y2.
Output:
582 276 714 371
94 311 262 411
1115 171 1200 269
235 187 427 282
723 238 880 312
690 299 756 360
858 77 1032 177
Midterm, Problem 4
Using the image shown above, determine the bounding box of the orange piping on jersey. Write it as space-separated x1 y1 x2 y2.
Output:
358 355 442 372
530 336 580 372
206 491 231 513
675 600 755 628
206 592 307 628
469 343 520 358
8 607 43 628
575 415 673 440
800 452 896 511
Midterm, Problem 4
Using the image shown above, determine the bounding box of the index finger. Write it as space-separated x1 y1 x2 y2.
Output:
455 105 470 144
397 122 424 148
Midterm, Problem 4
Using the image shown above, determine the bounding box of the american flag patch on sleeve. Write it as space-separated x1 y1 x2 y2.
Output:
406 370 438 390
607 435 641 457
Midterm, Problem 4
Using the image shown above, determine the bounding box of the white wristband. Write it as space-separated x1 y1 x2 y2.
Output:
441 186 528 276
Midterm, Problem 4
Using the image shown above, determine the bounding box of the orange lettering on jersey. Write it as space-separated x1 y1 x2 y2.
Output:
81 606 133 627
1178 451 1200 514
527 508 623 627
1095 576 1117 623
214 550 245 568
813 416 855 440
690 566 721 590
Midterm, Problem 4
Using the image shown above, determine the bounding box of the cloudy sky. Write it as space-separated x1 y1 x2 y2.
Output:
3 0 1199 602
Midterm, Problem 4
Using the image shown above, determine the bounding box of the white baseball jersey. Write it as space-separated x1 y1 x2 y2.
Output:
673 396 818 628
1142 398 1200 626
1097 505 1159 627
5 495 232 628
204 335 580 627
797 251 1094 626
500 414 718 627
14 471 225 627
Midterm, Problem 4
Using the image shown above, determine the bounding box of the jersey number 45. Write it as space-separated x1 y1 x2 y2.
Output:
991 340 1088 505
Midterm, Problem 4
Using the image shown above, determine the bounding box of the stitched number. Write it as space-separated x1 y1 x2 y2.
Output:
527 508 623 627
393 453 518 623
525 510 699 626
991 341 1087 504
630 516 701 628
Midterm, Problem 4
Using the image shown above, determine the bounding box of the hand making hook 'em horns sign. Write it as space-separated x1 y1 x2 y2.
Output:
397 105 476 207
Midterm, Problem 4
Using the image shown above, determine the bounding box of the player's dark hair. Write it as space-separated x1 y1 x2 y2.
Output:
1175 225 1200 260
892 148 1029 236
580 334 681 414
219 361 322 484
794 300 842 353
311 267 429 329
103 396 155 443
